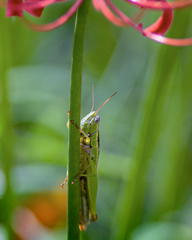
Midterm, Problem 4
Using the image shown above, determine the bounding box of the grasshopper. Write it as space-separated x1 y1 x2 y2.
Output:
60 86 117 231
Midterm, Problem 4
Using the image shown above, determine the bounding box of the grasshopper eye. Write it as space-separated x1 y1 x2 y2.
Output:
95 115 100 123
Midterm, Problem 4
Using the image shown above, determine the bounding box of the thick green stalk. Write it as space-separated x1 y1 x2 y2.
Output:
67 1 90 239
0 11 14 240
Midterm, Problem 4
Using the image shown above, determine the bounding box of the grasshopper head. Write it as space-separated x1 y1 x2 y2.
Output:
80 111 100 134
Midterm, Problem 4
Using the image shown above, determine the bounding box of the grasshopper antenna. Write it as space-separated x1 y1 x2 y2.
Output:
91 84 94 112
95 92 117 114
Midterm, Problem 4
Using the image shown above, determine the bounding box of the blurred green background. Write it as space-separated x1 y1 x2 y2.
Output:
0 2 192 240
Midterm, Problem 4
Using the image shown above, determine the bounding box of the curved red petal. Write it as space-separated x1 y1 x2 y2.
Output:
18 0 84 31
25 8 44 17
125 0 192 10
95 0 128 26
24 0 44 17
6 0 23 17
23 0 69 17
105 0 142 29
144 31 192 46
23 0 67 17
92 0 100 11
144 0 173 34
103 0 192 46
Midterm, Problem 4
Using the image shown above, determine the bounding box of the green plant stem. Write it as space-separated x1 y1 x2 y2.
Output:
0 11 14 240
67 1 90 239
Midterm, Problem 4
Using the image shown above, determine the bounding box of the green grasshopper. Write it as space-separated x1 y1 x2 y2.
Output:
60 86 117 231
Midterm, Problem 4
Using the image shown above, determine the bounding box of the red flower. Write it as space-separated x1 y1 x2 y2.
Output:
4 0 192 46
6 0 46 17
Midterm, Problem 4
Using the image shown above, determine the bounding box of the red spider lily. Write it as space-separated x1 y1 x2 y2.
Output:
4 0 192 46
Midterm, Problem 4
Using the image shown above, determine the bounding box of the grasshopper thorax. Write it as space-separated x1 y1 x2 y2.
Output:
80 111 100 135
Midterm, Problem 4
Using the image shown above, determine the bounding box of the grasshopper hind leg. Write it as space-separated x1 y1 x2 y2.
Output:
79 178 89 231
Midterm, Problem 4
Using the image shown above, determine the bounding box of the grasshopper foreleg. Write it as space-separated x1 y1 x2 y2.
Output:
60 175 68 188
70 120 90 143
